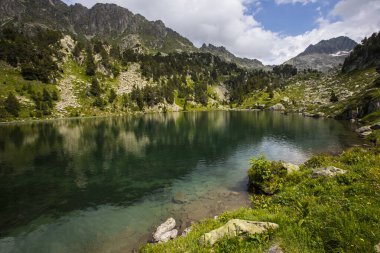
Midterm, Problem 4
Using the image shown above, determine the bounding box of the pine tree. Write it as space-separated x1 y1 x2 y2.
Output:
5 92 20 117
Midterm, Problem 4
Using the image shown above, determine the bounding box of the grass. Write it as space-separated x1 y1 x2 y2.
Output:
141 147 380 252
0 61 59 121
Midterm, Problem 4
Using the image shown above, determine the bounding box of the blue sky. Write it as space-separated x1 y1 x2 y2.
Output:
61 0 380 64
252 0 340 36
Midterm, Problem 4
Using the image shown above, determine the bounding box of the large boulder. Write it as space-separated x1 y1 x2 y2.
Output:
356 125 372 133
312 166 347 178
153 218 178 243
269 103 285 111
375 243 380 253
281 162 300 174
199 219 279 246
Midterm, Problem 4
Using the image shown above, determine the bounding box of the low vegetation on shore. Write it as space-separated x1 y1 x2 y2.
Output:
142 146 380 252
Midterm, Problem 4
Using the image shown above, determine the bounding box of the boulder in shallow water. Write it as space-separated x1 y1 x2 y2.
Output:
199 219 279 246
312 166 347 178
157 229 178 243
153 218 177 243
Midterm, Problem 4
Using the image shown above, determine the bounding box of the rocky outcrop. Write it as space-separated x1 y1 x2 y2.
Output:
153 218 178 243
269 103 285 111
199 219 279 246
0 0 195 53
312 166 347 178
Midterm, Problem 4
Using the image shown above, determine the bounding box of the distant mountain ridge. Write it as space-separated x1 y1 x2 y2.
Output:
0 0 195 53
285 36 358 72
200 43 267 70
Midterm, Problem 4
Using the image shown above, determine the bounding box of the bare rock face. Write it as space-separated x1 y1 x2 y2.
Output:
0 0 195 53
153 218 178 243
312 166 347 178
199 219 279 246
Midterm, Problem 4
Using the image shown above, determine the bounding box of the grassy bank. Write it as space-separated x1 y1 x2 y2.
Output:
142 146 380 252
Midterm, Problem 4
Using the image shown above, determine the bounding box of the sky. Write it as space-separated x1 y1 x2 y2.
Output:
62 0 380 64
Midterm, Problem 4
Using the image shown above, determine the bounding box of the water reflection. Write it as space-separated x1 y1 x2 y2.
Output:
0 111 361 252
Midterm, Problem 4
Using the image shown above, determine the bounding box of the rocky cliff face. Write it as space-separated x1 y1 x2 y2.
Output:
284 36 358 72
200 43 268 70
0 0 195 53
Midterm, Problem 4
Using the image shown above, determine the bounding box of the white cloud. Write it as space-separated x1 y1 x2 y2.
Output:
274 0 317 5
62 0 380 65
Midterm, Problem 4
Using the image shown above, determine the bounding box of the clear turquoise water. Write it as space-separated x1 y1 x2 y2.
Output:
0 111 362 252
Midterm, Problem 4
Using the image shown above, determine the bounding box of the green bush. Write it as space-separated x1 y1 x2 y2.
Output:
248 156 287 195
4 92 20 117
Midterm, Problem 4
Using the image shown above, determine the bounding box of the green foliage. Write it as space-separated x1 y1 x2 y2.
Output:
342 31 380 72
108 88 117 103
92 96 105 109
272 64 297 78
366 130 380 145
4 92 20 117
90 78 101 97
248 156 287 195
330 90 339 102
85 46 96 76
0 26 61 83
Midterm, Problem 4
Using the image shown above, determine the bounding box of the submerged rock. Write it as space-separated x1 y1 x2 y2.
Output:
172 192 186 204
153 218 178 243
281 162 300 174
312 166 347 178
199 219 279 246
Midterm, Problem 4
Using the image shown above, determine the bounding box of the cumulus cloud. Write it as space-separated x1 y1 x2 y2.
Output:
274 0 318 5
62 0 380 64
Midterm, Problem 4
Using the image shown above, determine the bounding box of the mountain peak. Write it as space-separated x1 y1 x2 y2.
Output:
299 36 357 57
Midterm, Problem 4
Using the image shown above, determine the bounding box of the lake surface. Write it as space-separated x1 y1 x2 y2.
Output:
0 111 363 253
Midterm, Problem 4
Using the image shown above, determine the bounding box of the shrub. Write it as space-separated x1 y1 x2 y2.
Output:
4 92 20 117
248 156 287 195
